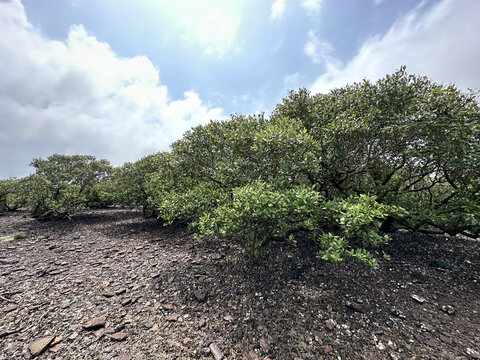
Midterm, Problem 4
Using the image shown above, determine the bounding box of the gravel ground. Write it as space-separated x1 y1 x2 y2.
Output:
0 209 479 360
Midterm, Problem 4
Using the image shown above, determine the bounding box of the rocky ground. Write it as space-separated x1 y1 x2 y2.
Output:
0 209 479 360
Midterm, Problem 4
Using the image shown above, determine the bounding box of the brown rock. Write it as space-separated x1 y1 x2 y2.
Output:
48 343 63 353
194 289 207 302
111 332 127 341
165 314 178 322
143 319 154 329
69 332 79 340
150 324 159 332
325 319 336 331
4 305 18 312
209 342 223 360
115 288 126 295
198 317 207 328
83 315 106 330
312 330 323 344
51 336 63 346
103 290 115 297
163 303 174 310
117 355 131 360
94 328 106 340
29 336 55 357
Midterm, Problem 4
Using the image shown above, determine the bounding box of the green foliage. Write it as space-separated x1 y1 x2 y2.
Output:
274 67 480 237
25 154 113 218
2 67 478 268
317 195 401 268
0 178 27 212
199 182 321 259
150 182 229 226
111 152 173 217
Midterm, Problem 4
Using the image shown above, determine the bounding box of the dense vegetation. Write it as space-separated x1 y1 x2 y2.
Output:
1 68 479 267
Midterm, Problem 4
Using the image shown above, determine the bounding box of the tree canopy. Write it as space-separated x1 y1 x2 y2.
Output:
2 68 478 266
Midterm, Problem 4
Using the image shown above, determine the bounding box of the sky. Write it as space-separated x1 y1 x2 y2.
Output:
1 0 479 178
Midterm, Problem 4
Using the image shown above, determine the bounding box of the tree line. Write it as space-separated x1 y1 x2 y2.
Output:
1 68 479 267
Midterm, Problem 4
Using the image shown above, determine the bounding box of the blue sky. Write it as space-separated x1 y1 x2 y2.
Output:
1 0 479 177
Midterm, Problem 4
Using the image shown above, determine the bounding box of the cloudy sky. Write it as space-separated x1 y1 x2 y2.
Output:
1 0 479 178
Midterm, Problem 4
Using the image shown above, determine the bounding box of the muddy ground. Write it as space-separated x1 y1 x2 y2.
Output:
0 209 479 360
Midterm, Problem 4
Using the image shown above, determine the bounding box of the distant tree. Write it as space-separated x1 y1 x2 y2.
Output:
25 154 112 218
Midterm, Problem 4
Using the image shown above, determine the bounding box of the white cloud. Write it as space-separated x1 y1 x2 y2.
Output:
271 0 322 20
180 7 242 58
0 0 225 177
150 0 244 58
270 0 287 20
310 0 480 94
304 30 337 66
301 0 323 13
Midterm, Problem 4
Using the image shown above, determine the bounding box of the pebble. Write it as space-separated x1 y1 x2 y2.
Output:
29 335 55 357
83 315 106 330
209 342 223 360
111 332 127 341
194 289 207 302
326 319 336 331
411 294 426 303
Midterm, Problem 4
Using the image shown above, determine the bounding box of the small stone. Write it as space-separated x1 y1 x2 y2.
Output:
83 315 106 330
209 342 223 360
194 290 207 302
117 355 131 360
198 317 207 328
260 337 271 352
115 288 126 295
3 305 18 312
411 294 426 304
376 342 386 351
29 336 55 357
312 330 323 344
163 304 174 310
150 324 159 332
165 314 178 322
143 320 154 329
48 343 63 353
390 307 405 318
345 301 364 312
103 290 115 298
111 332 127 341
325 319 336 331
151 272 160 278
51 336 63 346
223 314 234 322
440 305 455 315
69 332 79 340
121 298 132 306
115 324 126 333
94 328 106 340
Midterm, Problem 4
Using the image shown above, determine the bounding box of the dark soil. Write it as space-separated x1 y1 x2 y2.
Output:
0 209 479 360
